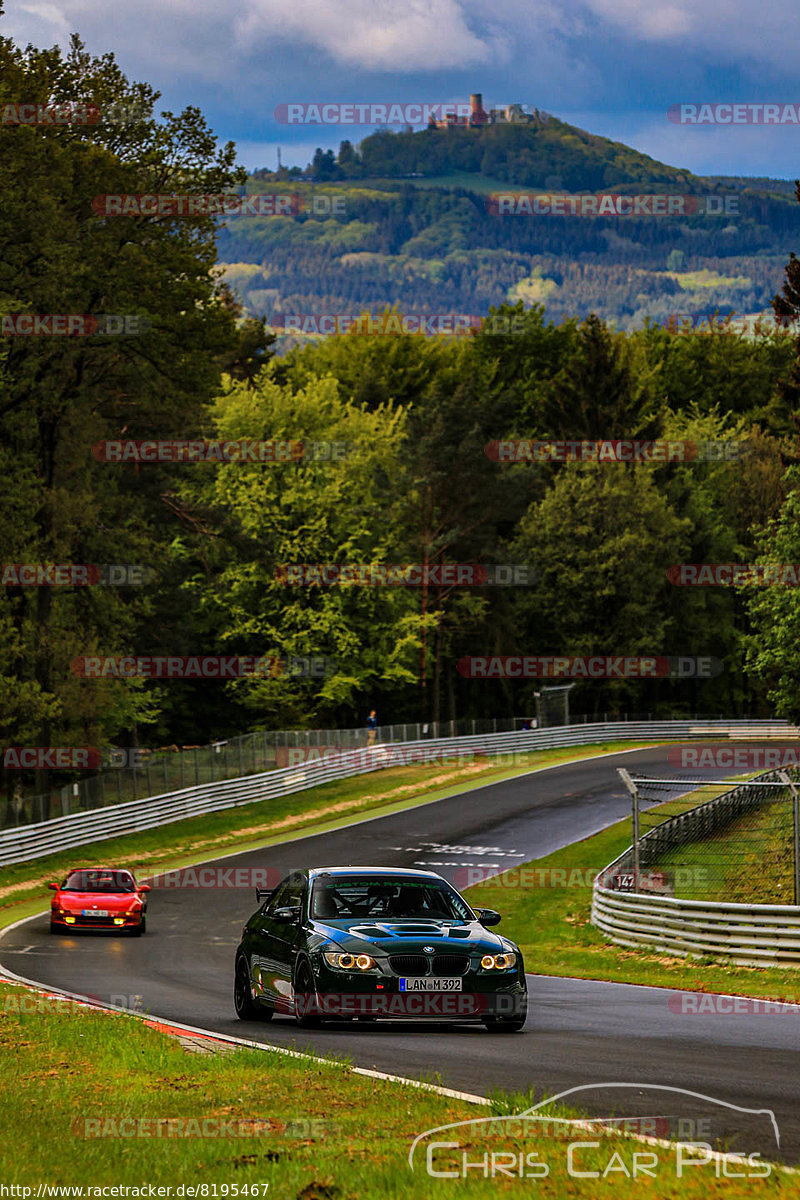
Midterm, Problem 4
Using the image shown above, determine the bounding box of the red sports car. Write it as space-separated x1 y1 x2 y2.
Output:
49 867 150 935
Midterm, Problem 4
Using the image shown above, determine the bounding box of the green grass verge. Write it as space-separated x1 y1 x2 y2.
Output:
464 807 800 1002
1 980 795 1194
0 742 654 928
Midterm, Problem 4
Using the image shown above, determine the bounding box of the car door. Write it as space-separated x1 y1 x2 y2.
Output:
248 879 291 1008
251 876 306 1009
269 875 307 1000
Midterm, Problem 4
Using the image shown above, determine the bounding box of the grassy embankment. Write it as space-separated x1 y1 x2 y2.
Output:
0 980 794 1195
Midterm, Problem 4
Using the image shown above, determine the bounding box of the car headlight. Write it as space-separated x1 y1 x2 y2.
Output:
323 951 377 971
480 952 517 970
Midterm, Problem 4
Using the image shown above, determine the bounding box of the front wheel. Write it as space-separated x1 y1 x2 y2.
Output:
293 959 323 1027
234 955 270 1021
132 915 146 937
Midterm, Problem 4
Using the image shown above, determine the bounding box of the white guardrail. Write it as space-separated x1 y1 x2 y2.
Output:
0 718 796 868
591 887 800 967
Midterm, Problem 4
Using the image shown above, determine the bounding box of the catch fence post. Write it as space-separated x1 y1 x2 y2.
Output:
779 770 800 905
619 768 640 891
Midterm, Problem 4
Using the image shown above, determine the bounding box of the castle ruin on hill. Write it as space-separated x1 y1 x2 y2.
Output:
429 94 550 129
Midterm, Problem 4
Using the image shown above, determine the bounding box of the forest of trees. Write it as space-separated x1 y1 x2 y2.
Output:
5 34 800 805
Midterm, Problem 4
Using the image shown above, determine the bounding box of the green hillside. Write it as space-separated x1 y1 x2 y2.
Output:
302 117 700 190
219 120 800 335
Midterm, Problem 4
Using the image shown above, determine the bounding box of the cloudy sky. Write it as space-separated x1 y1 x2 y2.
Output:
4 0 800 177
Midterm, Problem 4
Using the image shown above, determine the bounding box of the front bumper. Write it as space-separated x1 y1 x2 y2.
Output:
303 957 527 1020
51 910 144 931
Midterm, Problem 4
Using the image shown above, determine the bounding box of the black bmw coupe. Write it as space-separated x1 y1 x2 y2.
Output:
234 866 527 1031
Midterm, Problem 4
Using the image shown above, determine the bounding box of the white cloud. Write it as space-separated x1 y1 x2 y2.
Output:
234 0 495 70
5 0 73 45
580 0 800 74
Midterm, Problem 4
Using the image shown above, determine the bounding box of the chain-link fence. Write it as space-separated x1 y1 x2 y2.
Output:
2 715 531 828
0 710 772 831
602 769 800 905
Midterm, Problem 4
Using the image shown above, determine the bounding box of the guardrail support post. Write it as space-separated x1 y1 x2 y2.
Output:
779 770 800 905
618 768 640 890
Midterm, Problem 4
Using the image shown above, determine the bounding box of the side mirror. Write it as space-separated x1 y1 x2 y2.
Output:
138 885 151 894
273 906 299 924
48 882 59 891
255 887 275 904
477 908 501 927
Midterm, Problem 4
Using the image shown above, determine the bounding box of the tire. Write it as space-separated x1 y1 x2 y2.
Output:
234 955 258 1020
483 1016 526 1032
49 921 61 935
132 915 146 937
293 958 323 1028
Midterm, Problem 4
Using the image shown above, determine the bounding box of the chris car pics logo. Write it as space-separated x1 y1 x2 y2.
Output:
409 1084 777 1180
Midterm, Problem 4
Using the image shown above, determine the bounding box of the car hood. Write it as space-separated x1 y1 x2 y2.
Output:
313 918 512 955
57 891 139 910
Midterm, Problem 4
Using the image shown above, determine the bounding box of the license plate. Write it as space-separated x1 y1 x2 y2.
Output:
82 909 109 917
399 977 462 992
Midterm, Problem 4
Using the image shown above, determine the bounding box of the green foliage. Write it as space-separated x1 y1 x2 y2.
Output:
744 470 800 720
510 466 690 713
174 371 414 726
0 34 244 772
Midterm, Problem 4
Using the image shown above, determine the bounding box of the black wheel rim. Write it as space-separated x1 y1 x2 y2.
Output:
296 962 316 1017
235 962 249 1012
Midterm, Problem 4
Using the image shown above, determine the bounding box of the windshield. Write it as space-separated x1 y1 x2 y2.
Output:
310 877 473 921
62 870 136 893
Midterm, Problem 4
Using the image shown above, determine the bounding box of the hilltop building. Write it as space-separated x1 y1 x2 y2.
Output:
428 93 548 129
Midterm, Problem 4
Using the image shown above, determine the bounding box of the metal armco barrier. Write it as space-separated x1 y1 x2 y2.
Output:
0 718 796 867
592 889 800 967
592 763 800 965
